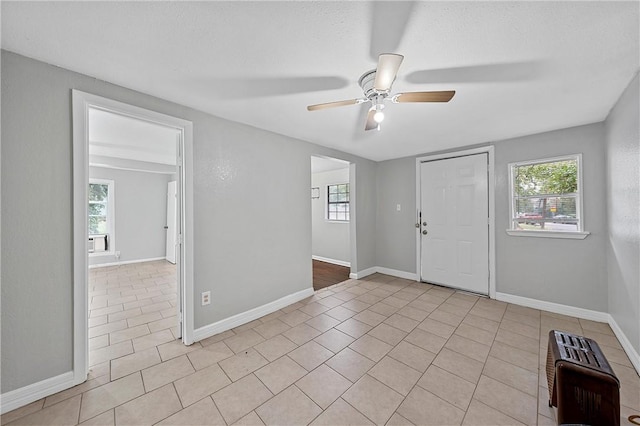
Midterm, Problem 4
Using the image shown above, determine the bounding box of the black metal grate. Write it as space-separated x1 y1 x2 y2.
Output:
553 330 610 373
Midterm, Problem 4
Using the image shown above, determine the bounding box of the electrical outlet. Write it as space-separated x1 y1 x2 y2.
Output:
115 251 121 259
201 291 211 306
396 204 401 211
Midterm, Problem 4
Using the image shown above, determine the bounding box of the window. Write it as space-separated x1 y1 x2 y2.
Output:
508 154 588 239
327 183 349 221
89 179 114 237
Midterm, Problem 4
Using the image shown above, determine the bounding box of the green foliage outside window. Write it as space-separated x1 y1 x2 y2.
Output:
514 160 577 196
89 183 109 234
512 158 580 231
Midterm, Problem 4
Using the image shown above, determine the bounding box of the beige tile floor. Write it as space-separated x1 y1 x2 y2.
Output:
2 262 639 425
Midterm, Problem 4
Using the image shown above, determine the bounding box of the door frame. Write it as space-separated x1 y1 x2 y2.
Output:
415 146 496 298
72 90 195 386
309 155 355 278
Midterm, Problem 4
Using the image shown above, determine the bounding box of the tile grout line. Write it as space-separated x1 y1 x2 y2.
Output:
390 293 485 423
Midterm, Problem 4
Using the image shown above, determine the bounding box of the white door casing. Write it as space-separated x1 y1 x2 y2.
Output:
166 181 177 264
174 133 184 339
419 153 489 295
72 90 195 395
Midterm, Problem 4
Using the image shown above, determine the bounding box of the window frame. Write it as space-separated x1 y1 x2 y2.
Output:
326 182 350 222
88 178 115 254
507 154 589 239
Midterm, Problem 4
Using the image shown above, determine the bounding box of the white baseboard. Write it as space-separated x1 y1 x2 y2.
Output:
89 256 166 269
193 287 315 342
312 255 350 268
349 266 377 280
496 292 640 375
376 267 418 281
1 371 74 415
608 315 640 374
350 266 417 281
495 292 610 322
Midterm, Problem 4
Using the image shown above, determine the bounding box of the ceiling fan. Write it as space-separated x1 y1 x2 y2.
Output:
307 54 455 131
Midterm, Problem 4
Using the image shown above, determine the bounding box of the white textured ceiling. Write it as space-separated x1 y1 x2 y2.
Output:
2 1 638 161
89 108 179 165
311 156 350 174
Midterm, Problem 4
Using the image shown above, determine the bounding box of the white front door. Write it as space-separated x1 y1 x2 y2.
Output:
419 154 489 295
166 181 177 264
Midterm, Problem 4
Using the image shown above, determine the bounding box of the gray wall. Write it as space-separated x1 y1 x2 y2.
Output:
376 157 417 274
0 50 377 393
353 161 377 274
605 72 640 353
311 168 350 264
375 123 609 312
89 167 172 266
494 124 608 311
1 52 75 393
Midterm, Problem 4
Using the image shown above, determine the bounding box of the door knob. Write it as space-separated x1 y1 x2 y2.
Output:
423 222 427 226
422 230 428 235
415 223 420 228
164 226 169 229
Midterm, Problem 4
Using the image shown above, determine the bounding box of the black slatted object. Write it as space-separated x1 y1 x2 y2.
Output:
546 330 620 426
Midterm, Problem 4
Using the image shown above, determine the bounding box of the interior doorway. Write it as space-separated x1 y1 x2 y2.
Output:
72 91 194 387
87 107 180 267
416 146 496 297
310 156 352 290
87 107 182 369
312 260 350 291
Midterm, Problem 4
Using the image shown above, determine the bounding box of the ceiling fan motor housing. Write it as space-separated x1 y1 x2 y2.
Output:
358 70 391 101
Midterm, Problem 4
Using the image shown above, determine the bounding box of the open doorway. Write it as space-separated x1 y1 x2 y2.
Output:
88 108 179 267
87 108 181 369
310 156 351 290
72 91 194 386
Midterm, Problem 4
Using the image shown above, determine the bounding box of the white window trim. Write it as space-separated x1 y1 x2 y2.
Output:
88 178 115 256
507 153 589 240
326 182 350 223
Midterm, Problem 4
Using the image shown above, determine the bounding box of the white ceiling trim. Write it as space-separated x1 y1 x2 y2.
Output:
89 155 177 175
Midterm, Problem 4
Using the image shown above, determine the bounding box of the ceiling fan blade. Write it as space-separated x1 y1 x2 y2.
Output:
307 99 360 111
351 102 372 139
374 54 404 92
369 1 416 60
364 108 378 131
394 91 456 103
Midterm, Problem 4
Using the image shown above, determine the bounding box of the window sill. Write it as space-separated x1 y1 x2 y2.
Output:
326 220 349 224
506 229 590 240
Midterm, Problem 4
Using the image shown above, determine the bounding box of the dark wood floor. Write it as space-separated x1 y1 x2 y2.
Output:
312 259 350 291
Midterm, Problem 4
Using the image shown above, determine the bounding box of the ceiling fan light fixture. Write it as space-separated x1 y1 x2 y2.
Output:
372 103 385 123
306 53 455 133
